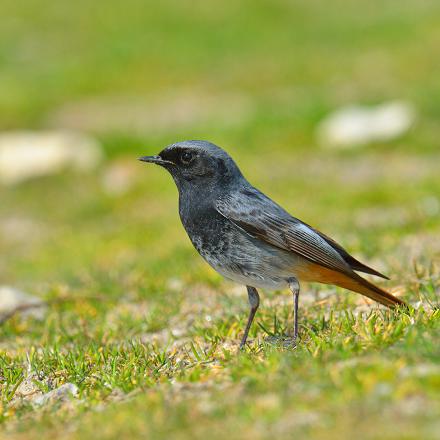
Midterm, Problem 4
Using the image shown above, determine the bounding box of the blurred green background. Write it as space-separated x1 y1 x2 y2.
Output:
0 1 439 438
1 0 439 286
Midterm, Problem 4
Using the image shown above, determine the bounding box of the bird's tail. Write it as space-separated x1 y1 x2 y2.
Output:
332 271 407 309
300 262 407 309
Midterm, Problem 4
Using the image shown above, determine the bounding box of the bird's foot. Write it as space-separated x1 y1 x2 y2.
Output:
264 335 297 349
239 338 256 350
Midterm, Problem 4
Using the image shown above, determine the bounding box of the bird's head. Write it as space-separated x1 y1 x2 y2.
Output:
139 140 243 190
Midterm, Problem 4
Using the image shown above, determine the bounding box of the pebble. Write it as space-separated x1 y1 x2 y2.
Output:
0 286 46 320
33 383 79 406
0 130 103 185
317 101 416 149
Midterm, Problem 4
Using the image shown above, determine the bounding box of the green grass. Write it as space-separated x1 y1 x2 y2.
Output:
1 0 440 439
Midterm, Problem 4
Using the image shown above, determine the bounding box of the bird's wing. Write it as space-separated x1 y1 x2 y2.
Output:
312 229 389 279
215 188 352 276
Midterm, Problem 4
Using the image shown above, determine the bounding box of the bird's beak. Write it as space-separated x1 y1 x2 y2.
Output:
138 155 173 166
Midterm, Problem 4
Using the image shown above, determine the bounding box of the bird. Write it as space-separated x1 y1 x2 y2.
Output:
139 140 406 349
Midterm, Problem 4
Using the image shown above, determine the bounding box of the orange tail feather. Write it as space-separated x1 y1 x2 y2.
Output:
298 263 406 308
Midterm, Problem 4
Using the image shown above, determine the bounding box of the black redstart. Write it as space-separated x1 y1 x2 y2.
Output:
139 140 406 348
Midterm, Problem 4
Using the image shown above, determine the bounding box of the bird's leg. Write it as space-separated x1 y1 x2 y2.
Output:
239 286 260 349
288 277 300 343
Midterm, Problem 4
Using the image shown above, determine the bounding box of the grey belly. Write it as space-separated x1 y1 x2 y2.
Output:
190 226 303 290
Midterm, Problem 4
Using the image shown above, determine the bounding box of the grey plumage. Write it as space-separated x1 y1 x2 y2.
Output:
139 140 406 348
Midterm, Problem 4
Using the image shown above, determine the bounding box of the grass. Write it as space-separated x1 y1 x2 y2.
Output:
1 0 440 439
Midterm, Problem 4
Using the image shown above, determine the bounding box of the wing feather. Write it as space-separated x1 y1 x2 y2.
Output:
215 187 402 308
215 188 352 276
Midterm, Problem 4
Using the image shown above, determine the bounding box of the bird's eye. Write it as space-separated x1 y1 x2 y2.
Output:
180 151 194 165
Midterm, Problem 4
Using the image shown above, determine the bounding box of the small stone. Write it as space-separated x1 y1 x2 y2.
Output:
317 101 416 149
0 286 46 320
33 383 79 406
15 374 42 400
0 130 103 185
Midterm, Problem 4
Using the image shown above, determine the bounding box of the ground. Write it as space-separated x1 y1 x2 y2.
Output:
0 1 439 439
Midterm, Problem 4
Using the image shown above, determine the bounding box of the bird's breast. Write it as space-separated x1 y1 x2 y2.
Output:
178 201 305 289
180 203 233 262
